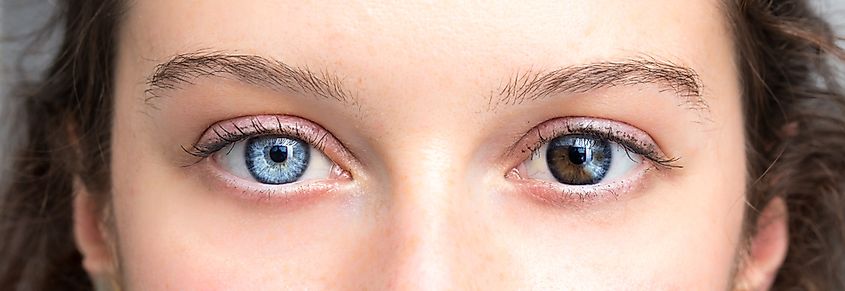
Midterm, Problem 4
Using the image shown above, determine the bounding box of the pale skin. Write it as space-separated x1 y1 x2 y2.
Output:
72 0 789 290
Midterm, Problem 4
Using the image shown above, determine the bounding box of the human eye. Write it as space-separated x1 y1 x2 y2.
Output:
183 115 353 200
217 134 331 184
508 117 680 205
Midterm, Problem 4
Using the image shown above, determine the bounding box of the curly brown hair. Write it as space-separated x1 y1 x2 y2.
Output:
727 1 845 289
1 0 843 290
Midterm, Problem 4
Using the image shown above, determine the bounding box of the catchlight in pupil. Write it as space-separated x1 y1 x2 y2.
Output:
244 136 310 185
269 145 288 163
568 147 589 165
206 116 341 187
518 119 659 190
546 135 612 185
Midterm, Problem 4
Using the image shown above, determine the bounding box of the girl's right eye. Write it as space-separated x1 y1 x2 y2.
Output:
214 135 335 185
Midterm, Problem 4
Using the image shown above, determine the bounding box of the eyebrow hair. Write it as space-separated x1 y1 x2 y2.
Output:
490 58 707 112
145 51 355 106
146 53 705 115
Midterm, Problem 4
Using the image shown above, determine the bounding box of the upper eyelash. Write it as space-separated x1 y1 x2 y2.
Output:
524 123 682 169
181 117 329 162
184 117 680 173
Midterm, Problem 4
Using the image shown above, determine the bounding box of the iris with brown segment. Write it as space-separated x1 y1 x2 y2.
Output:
546 135 612 185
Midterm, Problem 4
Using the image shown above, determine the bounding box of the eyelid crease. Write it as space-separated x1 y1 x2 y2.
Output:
510 117 682 170
181 115 336 167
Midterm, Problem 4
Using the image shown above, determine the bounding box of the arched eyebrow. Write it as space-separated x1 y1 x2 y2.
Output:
489 58 707 112
146 52 706 114
145 51 356 106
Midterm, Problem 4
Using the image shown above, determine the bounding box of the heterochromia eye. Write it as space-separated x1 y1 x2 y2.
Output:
523 134 642 185
214 135 334 185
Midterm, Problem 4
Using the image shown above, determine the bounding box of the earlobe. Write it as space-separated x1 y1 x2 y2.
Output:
72 179 117 277
738 197 789 290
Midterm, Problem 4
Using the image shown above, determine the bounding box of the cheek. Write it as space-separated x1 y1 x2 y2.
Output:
497 180 745 289
108 111 377 289
496 110 747 288
106 100 748 290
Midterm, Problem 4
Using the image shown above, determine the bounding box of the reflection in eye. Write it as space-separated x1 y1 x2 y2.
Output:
214 135 334 185
524 134 642 185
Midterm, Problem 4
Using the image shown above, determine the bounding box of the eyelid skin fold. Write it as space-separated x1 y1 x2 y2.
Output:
505 117 681 207
180 115 358 204
507 117 680 169
185 115 355 167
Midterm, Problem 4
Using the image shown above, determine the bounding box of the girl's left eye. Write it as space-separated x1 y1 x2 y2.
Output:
522 134 642 185
214 135 335 185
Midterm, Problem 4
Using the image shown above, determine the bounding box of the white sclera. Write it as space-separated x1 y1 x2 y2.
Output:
523 140 642 184
214 138 334 183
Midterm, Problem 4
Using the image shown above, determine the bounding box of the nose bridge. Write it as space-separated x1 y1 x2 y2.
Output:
366 124 478 290
357 68 493 288
381 136 467 290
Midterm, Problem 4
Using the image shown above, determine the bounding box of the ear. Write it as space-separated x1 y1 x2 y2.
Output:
72 179 117 277
738 197 789 290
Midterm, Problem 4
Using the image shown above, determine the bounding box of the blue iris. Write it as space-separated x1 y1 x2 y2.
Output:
546 135 612 185
245 136 310 184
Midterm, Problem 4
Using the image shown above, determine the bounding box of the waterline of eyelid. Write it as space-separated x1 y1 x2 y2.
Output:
201 155 353 204
509 162 658 207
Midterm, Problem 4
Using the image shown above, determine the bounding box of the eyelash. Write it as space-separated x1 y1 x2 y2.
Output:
182 116 330 163
520 120 681 170
184 115 678 198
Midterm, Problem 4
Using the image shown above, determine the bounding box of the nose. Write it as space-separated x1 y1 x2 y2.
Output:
365 139 519 290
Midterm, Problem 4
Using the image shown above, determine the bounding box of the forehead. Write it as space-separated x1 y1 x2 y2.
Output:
121 1 731 74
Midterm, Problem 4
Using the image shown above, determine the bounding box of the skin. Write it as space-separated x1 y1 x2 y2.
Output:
73 0 789 290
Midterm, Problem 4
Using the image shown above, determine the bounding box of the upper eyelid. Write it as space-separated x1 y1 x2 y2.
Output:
508 117 681 169
183 115 342 161
184 120 297 159
537 129 679 168
212 120 311 148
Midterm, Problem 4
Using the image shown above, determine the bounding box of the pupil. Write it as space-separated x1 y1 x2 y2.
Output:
269 145 288 163
568 146 588 165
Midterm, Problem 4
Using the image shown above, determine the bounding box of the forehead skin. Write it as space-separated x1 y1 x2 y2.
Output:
111 0 745 289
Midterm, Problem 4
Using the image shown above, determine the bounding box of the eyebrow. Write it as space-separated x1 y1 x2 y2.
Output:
489 58 707 112
145 51 356 106
146 52 706 114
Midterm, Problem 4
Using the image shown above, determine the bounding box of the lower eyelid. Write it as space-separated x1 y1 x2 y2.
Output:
505 116 672 205
184 115 359 204
200 155 352 204
509 161 656 207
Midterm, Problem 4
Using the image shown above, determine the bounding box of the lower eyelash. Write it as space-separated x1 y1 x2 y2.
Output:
514 162 658 207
